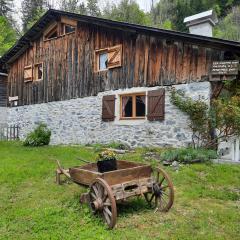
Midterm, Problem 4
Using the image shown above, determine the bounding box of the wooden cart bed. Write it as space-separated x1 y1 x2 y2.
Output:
69 160 152 186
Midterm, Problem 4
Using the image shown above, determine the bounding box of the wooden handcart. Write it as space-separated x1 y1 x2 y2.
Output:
56 160 174 229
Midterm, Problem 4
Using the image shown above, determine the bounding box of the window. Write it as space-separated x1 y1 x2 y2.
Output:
34 63 43 81
44 25 58 41
64 24 75 34
99 52 108 71
120 93 146 119
24 65 33 82
94 45 122 72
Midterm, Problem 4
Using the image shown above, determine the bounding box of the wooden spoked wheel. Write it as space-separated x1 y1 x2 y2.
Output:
89 178 117 229
144 167 174 212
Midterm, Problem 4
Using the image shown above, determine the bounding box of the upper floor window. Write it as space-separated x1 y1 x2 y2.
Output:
64 24 76 34
94 45 122 72
44 23 58 41
99 52 108 71
44 17 77 41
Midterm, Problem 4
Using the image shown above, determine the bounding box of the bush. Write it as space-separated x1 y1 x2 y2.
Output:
160 148 218 164
23 123 51 147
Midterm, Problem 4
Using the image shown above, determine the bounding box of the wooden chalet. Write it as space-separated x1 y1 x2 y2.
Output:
0 9 239 147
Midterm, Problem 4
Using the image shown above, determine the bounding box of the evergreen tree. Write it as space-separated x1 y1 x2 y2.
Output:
21 0 50 32
215 6 240 41
0 15 16 56
103 0 151 25
0 0 13 17
60 0 87 14
87 0 100 17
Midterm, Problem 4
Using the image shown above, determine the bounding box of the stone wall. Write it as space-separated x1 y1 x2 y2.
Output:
7 82 210 147
0 107 7 126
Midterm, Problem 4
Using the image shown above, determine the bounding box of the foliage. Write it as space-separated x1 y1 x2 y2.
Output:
87 0 101 17
0 0 13 17
170 88 210 148
160 147 218 163
106 142 129 150
23 123 51 147
0 15 16 56
103 0 151 26
0 141 239 239
60 0 87 15
211 95 240 139
97 150 116 161
150 0 240 33
214 6 240 41
149 0 175 28
170 87 240 149
21 0 51 32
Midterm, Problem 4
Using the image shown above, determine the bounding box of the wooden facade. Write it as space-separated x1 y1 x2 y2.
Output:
2 11 240 106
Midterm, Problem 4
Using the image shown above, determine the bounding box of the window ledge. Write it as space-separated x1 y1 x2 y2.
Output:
24 79 32 83
120 117 145 120
43 37 58 42
114 118 147 126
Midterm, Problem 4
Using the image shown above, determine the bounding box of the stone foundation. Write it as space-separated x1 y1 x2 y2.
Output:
0 107 7 126
7 82 210 147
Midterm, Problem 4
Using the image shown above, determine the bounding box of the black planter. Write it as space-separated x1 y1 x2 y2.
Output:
97 159 117 173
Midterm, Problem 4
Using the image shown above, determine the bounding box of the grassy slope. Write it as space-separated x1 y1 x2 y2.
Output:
0 142 239 240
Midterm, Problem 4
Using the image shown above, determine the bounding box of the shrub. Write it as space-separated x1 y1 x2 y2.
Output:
106 142 129 150
23 123 51 147
160 148 218 164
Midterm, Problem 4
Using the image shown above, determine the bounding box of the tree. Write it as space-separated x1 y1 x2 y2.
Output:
150 0 175 29
0 16 16 56
21 0 51 32
60 0 87 14
0 0 13 17
150 0 240 32
103 0 151 25
87 0 101 17
214 6 240 41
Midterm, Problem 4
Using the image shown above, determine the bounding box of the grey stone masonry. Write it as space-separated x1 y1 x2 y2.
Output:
7 82 210 147
0 107 7 126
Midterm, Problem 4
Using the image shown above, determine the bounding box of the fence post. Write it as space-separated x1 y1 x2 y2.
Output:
235 138 239 162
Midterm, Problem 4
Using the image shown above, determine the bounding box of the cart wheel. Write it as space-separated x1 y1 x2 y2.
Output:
89 178 117 229
144 167 174 212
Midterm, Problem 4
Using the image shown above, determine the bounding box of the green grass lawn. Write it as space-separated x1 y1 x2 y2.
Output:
0 141 239 240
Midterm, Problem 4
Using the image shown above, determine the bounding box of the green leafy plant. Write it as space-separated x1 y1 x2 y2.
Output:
170 86 240 149
23 123 51 147
170 88 210 148
160 148 217 164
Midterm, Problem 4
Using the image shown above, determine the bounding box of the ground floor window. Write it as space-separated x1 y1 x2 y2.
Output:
120 93 146 119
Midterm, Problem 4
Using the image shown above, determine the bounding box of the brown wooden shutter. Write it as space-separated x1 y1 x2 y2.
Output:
24 65 33 82
102 95 116 121
107 45 122 69
147 89 165 121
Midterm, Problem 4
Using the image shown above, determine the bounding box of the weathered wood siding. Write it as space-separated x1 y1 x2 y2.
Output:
0 74 7 107
8 21 225 106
